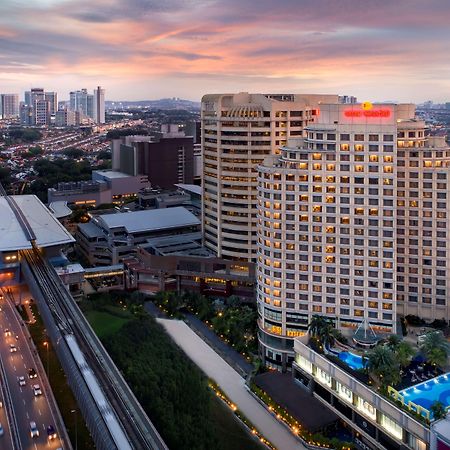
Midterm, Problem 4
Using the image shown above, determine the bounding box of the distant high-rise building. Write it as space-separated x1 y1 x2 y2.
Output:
55 108 79 127
111 133 194 189
201 92 338 262
45 92 58 115
34 99 51 125
24 88 45 107
69 89 94 119
93 86 105 124
0 94 19 118
19 103 34 126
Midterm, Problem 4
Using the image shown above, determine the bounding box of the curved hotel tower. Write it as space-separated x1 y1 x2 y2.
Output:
256 102 450 371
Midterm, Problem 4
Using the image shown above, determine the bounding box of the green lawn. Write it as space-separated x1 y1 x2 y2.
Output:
85 309 131 339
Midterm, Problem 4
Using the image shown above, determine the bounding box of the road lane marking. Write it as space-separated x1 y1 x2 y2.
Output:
13 365 16 371
26 412 29 419
23 399 26 405
38 409 41 416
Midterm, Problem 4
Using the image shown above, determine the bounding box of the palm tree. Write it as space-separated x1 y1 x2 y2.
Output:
430 401 447 421
386 334 401 350
366 345 400 388
308 315 329 339
308 316 336 349
420 331 449 369
395 341 415 368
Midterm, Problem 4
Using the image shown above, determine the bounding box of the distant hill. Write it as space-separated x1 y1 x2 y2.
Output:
106 98 200 110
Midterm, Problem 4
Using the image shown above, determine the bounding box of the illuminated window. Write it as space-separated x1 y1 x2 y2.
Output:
313 163 322 170
313 186 322 192
313 205 322 212
340 144 349 151
384 166 393 173
327 164 335 170
355 144 364 152
313 153 322 160
369 155 378 162
326 196 335 203
355 165 364 172
325 256 335 263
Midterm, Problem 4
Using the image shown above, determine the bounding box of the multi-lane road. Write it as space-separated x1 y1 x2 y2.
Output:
0 293 65 450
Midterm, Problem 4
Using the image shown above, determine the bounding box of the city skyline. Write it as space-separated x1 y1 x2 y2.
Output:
1 0 450 102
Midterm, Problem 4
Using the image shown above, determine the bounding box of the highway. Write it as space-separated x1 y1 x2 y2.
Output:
0 293 65 450
22 248 168 450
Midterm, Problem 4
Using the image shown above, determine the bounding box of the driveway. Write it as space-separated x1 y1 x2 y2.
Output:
158 319 305 450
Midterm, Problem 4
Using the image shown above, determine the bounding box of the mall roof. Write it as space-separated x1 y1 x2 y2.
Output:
0 195 75 251
98 206 200 234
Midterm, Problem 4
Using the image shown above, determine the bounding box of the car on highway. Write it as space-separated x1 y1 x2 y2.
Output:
47 425 57 440
33 385 42 396
30 421 39 438
18 376 26 386
9 344 17 353
28 368 37 379
4 329 11 337
0 423 3 437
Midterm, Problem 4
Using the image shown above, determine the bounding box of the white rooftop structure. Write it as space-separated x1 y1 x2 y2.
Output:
0 195 75 251
174 184 202 196
48 201 72 219
94 170 131 180
97 206 200 234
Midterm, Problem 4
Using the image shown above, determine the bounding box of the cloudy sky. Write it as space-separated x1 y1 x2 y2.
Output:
1 0 449 102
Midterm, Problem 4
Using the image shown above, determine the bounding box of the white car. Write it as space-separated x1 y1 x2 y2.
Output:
33 385 42 396
30 421 39 438
0 423 3 437
9 344 17 353
18 376 26 386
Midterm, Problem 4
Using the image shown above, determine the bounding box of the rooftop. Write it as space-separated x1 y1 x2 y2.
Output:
98 206 200 234
48 201 72 219
94 170 132 179
174 184 202 196
0 195 75 251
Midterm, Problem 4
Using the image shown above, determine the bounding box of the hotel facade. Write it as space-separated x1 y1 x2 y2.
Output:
201 92 338 262
257 102 450 370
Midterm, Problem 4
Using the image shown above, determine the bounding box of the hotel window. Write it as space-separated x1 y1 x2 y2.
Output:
354 134 364 141
354 144 364 152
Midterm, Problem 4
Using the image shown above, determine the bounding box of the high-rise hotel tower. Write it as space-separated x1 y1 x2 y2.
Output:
201 92 338 262
257 102 450 371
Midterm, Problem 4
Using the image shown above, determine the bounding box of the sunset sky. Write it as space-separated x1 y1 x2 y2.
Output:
1 0 449 102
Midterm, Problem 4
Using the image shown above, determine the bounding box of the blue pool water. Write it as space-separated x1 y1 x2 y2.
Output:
399 373 450 412
338 351 366 370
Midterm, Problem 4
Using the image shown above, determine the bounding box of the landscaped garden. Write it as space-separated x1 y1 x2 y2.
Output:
82 290 266 450
307 315 450 421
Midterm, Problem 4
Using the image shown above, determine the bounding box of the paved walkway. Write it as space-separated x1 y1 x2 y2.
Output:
158 319 306 450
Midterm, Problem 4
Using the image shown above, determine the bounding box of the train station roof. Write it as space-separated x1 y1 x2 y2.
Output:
0 195 75 251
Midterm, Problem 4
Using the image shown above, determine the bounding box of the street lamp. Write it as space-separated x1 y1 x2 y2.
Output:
43 341 49 381
70 409 78 450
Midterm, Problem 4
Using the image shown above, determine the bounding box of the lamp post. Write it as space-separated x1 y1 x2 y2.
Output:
43 341 49 381
70 409 78 450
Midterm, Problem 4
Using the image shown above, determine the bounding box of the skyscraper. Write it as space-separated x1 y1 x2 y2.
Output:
0 94 19 118
70 88 94 119
255 101 450 371
45 92 58 115
201 92 338 262
93 86 105 124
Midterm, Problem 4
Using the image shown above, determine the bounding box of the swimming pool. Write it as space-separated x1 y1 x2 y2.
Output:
338 351 366 370
399 373 450 414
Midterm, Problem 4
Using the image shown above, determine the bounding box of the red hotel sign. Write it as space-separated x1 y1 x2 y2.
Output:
344 109 391 118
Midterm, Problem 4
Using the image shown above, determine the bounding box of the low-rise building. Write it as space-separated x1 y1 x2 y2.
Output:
76 206 200 266
47 170 150 206
293 337 429 450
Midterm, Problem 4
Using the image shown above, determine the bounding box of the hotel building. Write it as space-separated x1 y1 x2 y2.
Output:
201 92 338 262
257 102 450 371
